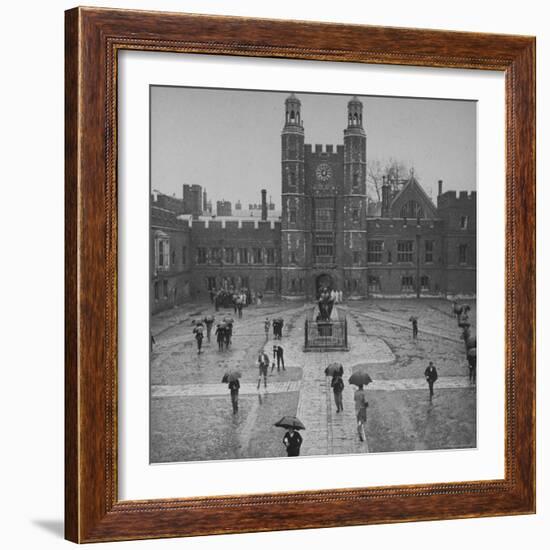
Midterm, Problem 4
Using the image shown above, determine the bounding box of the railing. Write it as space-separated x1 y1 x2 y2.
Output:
304 317 348 351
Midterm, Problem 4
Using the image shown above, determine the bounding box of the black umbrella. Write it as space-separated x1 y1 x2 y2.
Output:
222 370 242 383
325 362 344 377
349 370 373 387
274 416 305 430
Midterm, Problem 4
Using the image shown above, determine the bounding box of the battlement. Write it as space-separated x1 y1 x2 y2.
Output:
366 217 444 233
437 190 477 209
304 143 344 156
188 219 282 233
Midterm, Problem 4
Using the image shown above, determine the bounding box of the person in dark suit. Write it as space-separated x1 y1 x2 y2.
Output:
228 379 240 414
283 428 303 457
331 375 344 413
274 345 285 371
424 361 438 400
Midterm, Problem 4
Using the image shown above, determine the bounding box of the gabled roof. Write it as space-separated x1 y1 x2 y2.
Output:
389 175 437 219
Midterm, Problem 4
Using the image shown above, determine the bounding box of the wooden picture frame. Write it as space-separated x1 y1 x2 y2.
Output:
65 6 536 543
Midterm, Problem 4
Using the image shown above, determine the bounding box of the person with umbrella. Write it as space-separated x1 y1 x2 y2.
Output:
424 361 438 400
257 350 270 390
349 370 372 442
331 374 345 413
222 371 241 414
275 416 305 457
203 315 215 343
192 323 204 354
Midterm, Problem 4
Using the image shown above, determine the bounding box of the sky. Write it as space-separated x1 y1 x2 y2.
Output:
150 86 476 209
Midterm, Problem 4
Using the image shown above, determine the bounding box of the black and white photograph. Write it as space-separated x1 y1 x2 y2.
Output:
149 87 477 463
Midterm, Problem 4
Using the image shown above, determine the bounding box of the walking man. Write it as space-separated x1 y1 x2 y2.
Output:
283 427 303 457
354 384 369 441
215 324 225 351
257 350 270 390
228 378 240 414
274 345 285 371
331 374 344 413
467 354 477 384
193 325 204 354
264 318 270 340
411 317 418 340
424 361 438 400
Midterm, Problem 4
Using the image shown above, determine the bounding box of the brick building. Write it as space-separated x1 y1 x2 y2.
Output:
151 94 476 312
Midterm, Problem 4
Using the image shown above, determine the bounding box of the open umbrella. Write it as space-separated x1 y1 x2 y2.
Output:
222 370 242 383
223 316 234 323
408 316 418 322
325 362 344 377
274 416 305 430
349 370 373 387
467 347 477 358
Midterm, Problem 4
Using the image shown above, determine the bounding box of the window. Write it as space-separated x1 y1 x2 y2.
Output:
224 248 234 263
288 171 296 188
211 247 222 264
239 248 249 264
197 247 207 264
352 172 360 190
459 244 468 264
352 208 359 222
314 233 333 261
163 279 168 298
353 251 361 265
400 200 424 219
420 276 430 290
155 236 170 271
241 276 249 289
299 278 304 291
289 209 297 223
368 275 380 292
290 251 297 264
206 277 216 290
401 276 414 292
314 200 335 230
253 248 263 264
181 246 187 265
460 215 469 229
154 281 159 300
266 248 275 264
397 240 414 262
171 250 176 265
367 240 384 263
265 277 275 291
425 240 434 263
290 279 296 291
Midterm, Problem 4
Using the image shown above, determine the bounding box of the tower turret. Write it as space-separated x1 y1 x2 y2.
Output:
281 93 307 298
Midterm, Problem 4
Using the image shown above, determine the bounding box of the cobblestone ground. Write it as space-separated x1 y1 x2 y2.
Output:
150 297 476 462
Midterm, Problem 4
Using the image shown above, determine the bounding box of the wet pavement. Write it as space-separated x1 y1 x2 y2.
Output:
150 297 476 462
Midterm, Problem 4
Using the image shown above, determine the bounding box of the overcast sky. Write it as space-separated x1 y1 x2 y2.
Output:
151 86 476 209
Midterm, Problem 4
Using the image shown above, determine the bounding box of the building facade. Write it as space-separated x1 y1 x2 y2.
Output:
151 94 476 312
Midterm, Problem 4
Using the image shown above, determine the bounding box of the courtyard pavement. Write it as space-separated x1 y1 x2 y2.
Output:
150 297 476 462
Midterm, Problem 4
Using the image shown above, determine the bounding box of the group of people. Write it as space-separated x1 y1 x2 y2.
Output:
328 367 370 442
453 302 477 384
210 286 266 312
264 317 284 340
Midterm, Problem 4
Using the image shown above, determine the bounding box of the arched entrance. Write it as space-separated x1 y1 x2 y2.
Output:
315 273 334 297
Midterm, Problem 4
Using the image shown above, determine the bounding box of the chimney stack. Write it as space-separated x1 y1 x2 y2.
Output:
381 176 390 217
261 189 267 221
438 179 443 196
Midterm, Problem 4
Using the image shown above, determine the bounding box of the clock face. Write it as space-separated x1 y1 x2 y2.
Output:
316 163 332 182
